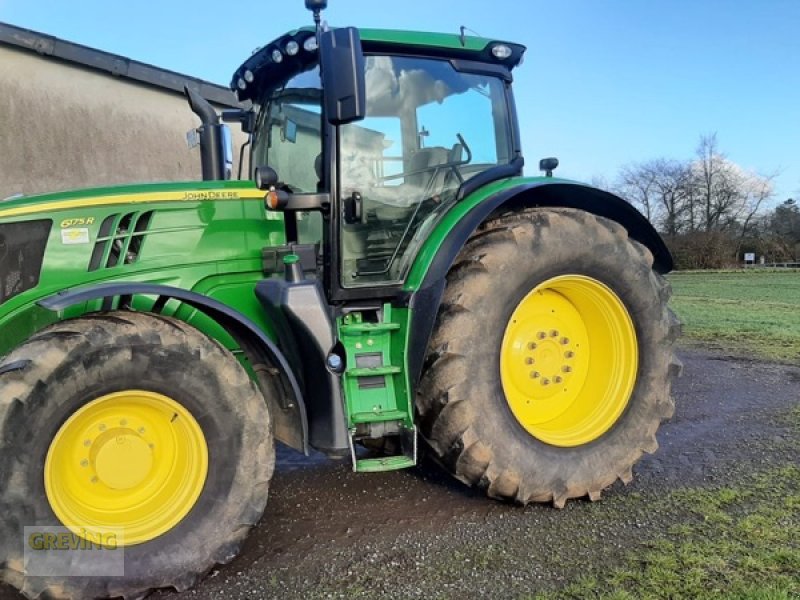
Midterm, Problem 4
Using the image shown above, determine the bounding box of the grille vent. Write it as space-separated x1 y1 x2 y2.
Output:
88 211 153 272
0 220 51 306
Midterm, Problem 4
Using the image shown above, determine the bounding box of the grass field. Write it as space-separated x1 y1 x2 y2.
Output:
668 270 800 362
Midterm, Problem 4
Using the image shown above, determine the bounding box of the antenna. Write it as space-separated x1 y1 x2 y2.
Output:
305 0 327 33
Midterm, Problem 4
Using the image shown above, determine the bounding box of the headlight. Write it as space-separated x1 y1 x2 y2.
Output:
303 36 318 52
491 44 512 59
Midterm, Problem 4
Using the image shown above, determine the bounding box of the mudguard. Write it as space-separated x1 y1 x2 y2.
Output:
37 282 310 454
405 178 674 386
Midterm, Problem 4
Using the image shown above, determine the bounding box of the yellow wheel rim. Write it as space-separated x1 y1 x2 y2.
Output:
45 390 208 546
500 275 638 447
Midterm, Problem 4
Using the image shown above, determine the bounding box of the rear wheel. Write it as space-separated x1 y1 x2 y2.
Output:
418 207 681 507
0 312 274 599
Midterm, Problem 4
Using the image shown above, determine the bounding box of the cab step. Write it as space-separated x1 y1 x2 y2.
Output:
347 424 418 473
338 304 416 473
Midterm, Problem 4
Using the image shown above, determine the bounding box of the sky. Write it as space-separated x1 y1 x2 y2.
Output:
2 0 798 204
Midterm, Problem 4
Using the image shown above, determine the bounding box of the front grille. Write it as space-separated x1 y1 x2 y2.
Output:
0 220 52 306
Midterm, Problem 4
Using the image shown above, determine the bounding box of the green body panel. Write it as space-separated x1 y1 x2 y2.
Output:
358 28 492 51
337 305 412 428
404 175 575 291
0 180 286 356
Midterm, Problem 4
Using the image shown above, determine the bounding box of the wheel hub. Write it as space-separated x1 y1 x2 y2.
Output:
500 275 638 447
45 390 208 546
94 431 153 490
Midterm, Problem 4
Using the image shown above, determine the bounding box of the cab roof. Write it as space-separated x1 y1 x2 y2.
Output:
231 26 525 103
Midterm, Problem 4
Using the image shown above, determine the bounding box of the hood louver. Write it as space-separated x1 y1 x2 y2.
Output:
88 211 154 272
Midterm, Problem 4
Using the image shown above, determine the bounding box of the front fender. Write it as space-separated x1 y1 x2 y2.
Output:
404 177 673 386
38 282 309 454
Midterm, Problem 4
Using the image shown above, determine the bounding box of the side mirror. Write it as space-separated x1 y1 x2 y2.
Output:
539 157 559 177
254 165 279 190
221 109 256 135
319 27 366 125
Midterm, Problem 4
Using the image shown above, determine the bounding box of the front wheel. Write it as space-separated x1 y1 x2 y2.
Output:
418 207 681 507
0 312 274 599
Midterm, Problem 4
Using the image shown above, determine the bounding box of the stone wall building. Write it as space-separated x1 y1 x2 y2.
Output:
0 22 246 200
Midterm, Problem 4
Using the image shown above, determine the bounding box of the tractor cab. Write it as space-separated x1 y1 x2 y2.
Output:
228 23 526 300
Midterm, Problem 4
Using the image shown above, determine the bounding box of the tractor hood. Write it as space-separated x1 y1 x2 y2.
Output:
0 180 262 223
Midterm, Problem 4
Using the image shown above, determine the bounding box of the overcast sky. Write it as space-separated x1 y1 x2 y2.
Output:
3 0 798 203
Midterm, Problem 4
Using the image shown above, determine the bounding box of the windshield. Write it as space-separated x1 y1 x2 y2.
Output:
252 67 323 194
339 55 513 287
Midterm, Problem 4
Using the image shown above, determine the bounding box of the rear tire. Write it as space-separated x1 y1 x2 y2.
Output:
417 207 681 507
0 311 274 599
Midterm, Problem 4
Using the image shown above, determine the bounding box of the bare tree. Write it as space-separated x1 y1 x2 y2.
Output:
616 159 690 235
614 133 777 267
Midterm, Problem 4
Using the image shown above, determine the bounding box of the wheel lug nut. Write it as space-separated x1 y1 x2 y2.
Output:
560 337 569 345
98 424 106 432
531 371 540 379
562 365 572 373
528 342 537 350
120 419 128 427
138 427 146 434
554 376 563 384
91 476 99 484
80 459 89 468
565 351 574 359
550 330 559 337
537 331 547 340
541 378 550 386
83 439 91 447
525 357 535 365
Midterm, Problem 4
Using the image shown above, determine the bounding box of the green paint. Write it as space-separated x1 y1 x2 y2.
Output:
337 305 412 428
353 455 416 473
0 179 259 218
359 28 495 52
0 186 284 356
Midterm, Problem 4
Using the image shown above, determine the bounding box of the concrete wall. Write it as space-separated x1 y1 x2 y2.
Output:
0 45 247 199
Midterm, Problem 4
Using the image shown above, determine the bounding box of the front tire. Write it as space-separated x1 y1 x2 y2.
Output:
418 207 681 507
0 312 274 599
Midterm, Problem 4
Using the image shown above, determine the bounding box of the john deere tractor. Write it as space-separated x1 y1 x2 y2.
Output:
0 2 679 597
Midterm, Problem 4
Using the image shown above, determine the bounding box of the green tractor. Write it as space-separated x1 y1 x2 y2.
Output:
0 2 679 597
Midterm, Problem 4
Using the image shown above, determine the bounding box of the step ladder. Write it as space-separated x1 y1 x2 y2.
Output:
338 304 417 472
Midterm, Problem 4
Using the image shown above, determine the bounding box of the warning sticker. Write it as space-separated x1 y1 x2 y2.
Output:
61 228 90 245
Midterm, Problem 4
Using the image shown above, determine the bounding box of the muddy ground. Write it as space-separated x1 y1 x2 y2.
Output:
2 349 798 599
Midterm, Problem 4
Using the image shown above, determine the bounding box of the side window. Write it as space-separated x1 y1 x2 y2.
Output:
339 55 511 288
340 117 402 192
417 88 498 164
251 67 323 193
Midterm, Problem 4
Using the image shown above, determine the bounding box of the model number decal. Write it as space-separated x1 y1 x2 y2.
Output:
60 217 95 228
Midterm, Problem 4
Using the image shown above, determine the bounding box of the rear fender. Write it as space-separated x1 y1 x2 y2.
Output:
37 282 309 454
405 178 673 386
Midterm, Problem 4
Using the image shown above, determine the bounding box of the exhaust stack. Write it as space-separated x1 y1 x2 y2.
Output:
185 86 228 181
